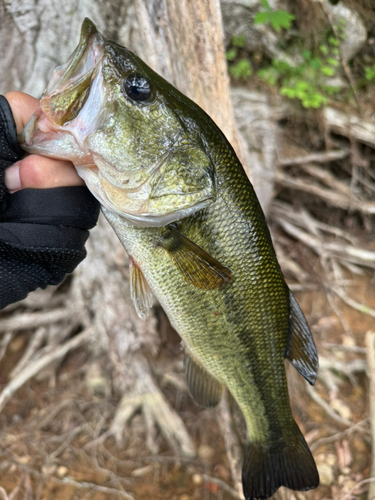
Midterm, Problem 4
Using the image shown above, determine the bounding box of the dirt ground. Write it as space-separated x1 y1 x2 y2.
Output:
0 265 373 500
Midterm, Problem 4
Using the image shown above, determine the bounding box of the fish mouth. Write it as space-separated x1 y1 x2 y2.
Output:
19 18 104 155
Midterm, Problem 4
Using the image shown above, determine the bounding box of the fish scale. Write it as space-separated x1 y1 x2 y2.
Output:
20 18 320 499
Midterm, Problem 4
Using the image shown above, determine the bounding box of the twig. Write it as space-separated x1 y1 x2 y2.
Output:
341 477 375 500
202 474 242 499
305 383 352 427
366 331 375 500
0 309 68 333
5 459 135 500
276 171 375 214
323 343 367 354
0 328 93 413
49 423 90 460
277 149 348 166
0 487 9 500
333 287 375 319
276 218 375 268
9 327 46 378
310 419 369 452
274 201 356 243
0 332 15 365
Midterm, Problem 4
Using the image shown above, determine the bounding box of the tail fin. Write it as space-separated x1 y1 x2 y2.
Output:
242 426 319 500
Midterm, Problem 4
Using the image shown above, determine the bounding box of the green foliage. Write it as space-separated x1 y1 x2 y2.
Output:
226 35 252 81
365 64 375 82
257 30 343 109
230 60 252 80
254 0 295 33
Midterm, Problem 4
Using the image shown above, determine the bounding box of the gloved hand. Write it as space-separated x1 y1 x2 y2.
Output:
0 94 100 309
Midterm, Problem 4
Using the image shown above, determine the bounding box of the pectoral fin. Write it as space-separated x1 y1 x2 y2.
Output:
159 226 233 290
129 258 153 320
285 290 318 385
184 350 223 408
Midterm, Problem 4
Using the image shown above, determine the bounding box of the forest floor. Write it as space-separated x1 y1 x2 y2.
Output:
0 264 373 500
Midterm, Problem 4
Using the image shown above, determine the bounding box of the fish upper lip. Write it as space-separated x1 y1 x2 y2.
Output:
44 19 104 98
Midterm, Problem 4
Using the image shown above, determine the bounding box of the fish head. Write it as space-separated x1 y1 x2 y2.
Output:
20 18 216 226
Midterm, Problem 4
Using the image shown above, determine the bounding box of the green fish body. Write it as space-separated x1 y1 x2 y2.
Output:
20 19 319 499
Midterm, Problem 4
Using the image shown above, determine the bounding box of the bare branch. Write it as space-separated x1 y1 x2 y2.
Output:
278 150 348 166
0 309 68 333
0 328 93 413
305 383 352 427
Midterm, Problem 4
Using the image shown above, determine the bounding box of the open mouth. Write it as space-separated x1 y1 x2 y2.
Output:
19 18 104 150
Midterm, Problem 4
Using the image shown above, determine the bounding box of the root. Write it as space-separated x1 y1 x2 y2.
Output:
108 357 195 458
0 328 92 413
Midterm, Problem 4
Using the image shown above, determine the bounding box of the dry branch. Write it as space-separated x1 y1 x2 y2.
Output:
274 211 375 269
0 309 68 333
305 383 352 427
333 287 375 319
310 419 369 453
323 107 375 147
276 170 375 214
0 328 93 413
277 150 348 166
366 331 375 500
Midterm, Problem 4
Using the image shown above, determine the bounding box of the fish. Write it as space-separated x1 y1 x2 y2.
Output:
20 18 320 499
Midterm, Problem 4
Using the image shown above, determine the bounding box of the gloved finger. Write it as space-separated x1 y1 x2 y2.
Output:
4 91 39 134
5 155 84 193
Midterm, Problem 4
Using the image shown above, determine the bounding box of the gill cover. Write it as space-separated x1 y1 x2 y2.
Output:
20 18 217 227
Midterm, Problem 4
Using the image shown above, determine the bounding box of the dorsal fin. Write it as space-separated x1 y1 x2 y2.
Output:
129 258 153 320
285 290 318 385
158 225 233 290
184 349 223 408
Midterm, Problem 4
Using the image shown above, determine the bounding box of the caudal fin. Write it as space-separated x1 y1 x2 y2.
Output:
242 426 319 500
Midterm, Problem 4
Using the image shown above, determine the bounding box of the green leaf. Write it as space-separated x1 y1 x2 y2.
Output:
260 0 271 9
327 58 339 67
310 58 321 70
321 66 335 76
328 36 339 47
254 11 270 25
302 50 311 60
232 34 246 48
319 45 328 55
269 10 295 32
229 59 252 80
226 48 237 61
280 86 296 98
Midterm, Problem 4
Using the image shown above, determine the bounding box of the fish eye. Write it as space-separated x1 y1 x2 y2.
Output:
123 74 152 102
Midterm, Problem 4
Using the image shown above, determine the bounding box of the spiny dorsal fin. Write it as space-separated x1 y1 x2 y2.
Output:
184 349 223 408
129 258 153 320
159 225 233 290
285 290 318 385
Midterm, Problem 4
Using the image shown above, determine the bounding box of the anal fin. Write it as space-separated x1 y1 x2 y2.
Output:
159 225 233 290
184 350 223 408
129 258 153 320
285 290 318 385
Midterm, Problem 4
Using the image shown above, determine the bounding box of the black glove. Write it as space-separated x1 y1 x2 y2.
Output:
0 95 100 309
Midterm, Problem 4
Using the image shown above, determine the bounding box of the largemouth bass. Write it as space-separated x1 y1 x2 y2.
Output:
20 19 319 499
